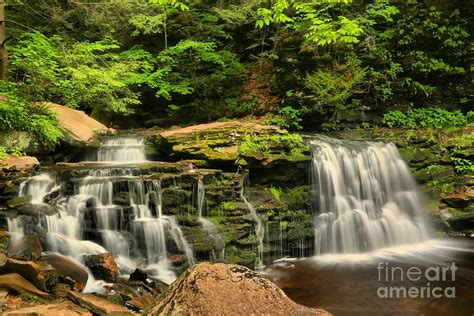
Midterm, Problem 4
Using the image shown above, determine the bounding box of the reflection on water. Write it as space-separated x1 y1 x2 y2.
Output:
264 238 474 315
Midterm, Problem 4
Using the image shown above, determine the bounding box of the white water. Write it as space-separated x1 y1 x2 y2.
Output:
309 136 431 255
196 178 225 260
9 136 194 287
240 177 265 270
96 137 147 162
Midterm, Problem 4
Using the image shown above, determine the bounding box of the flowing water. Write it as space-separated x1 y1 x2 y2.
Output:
240 177 265 270
309 135 430 254
196 178 225 260
10 136 194 288
264 135 473 315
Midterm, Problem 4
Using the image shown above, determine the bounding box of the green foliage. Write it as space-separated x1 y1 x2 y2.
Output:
269 187 282 203
239 132 307 161
9 32 142 115
382 108 467 129
267 106 303 130
0 147 7 161
0 83 62 148
451 157 474 174
305 57 366 116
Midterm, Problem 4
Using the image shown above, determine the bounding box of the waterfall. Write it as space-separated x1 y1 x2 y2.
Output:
96 136 147 162
9 136 194 286
240 177 265 270
196 178 225 260
309 135 431 255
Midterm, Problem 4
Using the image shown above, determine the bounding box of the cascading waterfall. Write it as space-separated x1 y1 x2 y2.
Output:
96 137 147 162
9 136 194 287
309 135 431 255
240 177 265 269
196 178 225 260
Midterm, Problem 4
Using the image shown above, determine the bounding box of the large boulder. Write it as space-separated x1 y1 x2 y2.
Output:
41 253 89 291
0 156 39 172
0 273 49 298
0 254 58 292
45 103 113 147
84 253 118 282
145 262 330 315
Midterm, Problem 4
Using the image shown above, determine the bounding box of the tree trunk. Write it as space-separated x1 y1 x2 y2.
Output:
0 0 7 80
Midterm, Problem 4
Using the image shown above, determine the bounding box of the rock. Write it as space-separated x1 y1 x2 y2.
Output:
18 203 57 216
145 262 330 315
147 121 309 166
50 283 71 298
126 294 153 311
41 253 89 291
0 231 9 255
8 233 43 261
84 253 118 282
442 193 471 208
129 269 147 283
1 256 58 292
4 300 92 316
45 102 111 147
6 196 31 208
67 291 133 316
0 273 49 298
1 156 39 172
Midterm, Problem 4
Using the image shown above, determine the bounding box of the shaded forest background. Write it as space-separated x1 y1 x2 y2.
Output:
0 0 472 151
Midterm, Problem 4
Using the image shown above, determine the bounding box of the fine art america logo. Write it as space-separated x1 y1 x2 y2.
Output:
377 262 457 299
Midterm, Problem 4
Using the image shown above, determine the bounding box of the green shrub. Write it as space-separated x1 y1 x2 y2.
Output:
239 132 307 161
382 108 467 129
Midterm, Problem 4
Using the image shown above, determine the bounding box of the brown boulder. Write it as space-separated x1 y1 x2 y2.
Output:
45 102 112 147
84 253 118 282
442 193 472 208
0 255 58 291
67 291 133 316
1 156 39 171
8 233 43 261
145 262 330 315
0 273 49 298
41 253 89 291
4 300 92 316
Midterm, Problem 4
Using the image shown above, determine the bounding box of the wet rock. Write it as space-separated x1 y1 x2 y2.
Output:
129 269 147 283
442 193 471 208
41 253 89 291
6 196 31 208
4 300 93 316
50 282 71 298
145 262 330 315
18 203 57 216
0 231 9 255
67 291 133 316
8 233 43 261
84 253 118 282
0 273 49 298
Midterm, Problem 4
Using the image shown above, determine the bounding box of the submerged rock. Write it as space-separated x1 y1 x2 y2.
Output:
84 253 118 282
145 262 330 315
